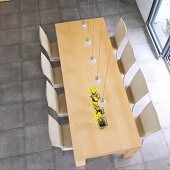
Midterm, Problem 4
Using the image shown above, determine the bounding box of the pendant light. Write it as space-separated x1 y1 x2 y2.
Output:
88 56 96 64
88 0 96 64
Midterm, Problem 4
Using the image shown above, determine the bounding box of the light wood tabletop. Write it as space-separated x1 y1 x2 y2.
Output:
55 18 141 167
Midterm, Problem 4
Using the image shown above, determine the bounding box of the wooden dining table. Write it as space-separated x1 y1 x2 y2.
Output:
55 17 141 167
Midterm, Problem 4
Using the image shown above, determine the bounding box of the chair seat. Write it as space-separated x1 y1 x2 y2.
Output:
53 67 64 88
50 42 60 61
58 93 68 117
61 124 73 150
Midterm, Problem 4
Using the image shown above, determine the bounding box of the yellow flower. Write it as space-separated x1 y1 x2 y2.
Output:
88 86 98 94
90 101 98 108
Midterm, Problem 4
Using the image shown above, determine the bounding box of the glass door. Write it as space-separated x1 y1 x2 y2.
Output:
147 0 170 56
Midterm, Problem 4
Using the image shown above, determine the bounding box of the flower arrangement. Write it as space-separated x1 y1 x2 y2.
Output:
89 86 107 128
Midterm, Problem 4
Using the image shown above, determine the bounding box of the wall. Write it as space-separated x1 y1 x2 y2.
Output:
136 0 154 22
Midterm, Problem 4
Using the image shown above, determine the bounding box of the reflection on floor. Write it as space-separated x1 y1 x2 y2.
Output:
0 0 170 169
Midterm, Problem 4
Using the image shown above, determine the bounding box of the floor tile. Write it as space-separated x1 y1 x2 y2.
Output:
22 59 44 80
78 3 100 19
0 103 23 131
60 7 80 22
97 1 119 16
113 152 143 168
40 24 57 42
23 78 46 101
20 11 40 27
20 0 39 12
155 102 170 129
86 155 115 170
40 8 60 24
140 131 169 162
0 45 21 64
25 124 52 153
0 128 24 158
118 0 139 14
147 80 170 104
0 28 20 46
58 0 77 7
122 12 144 30
139 59 170 82
21 25 39 43
0 0 19 15
0 156 25 170
133 43 156 63
24 100 48 126
144 157 170 170
128 28 149 45
39 0 59 10
0 82 23 105
26 150 54 170
0 14 20 29
116 163 145 170
0 62 21 84
21 42 40 60
54 149 78 170
163 128 170 153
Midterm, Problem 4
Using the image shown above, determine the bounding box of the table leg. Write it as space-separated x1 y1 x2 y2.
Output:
123 147 140 158
75 157 86 167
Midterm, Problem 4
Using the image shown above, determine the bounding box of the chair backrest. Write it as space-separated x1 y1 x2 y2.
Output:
39 26 52 57
46 81 60 113
120 41 136 74
41 52 54 84
114 17 127 49
129 69 149 103
135 102 161 137
48 114 63 149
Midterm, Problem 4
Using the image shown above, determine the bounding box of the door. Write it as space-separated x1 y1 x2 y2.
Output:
147 0 170 62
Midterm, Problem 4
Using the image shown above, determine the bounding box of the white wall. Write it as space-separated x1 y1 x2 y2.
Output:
136 0 154 22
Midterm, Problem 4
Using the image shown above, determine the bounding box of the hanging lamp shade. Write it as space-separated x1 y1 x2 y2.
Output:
98 98 107 108
93 76 101 85
88 56 96 65
81 20 87 29
85 38 92 46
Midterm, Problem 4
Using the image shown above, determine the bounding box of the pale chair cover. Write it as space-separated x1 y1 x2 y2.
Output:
112 17 127 50
46 81 68 117
48 115 73 151
41 52 63 88
126 69 149 104
118 41 136 75
135 102 161 138
39 26 59 61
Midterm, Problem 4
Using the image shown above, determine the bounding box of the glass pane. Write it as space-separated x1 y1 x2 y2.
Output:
151 0 170 50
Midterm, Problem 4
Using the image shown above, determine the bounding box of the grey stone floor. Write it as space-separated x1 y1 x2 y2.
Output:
0 0 170 169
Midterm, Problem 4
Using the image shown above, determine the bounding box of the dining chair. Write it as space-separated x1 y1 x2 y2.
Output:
48 114 73 151
46 81 68 117
39 26 60 61
126 69 149 109
135 102 161 143
110 17 127 58
41 52 63 88
117 41 136 81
